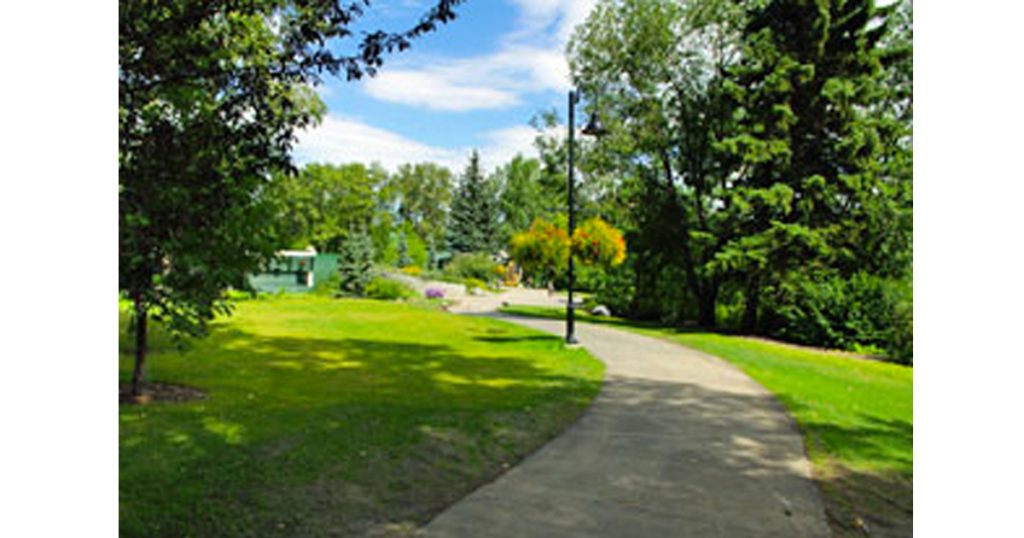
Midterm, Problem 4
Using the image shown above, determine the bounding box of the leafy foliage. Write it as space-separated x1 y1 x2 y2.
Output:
364 277 416 301
119 0 466 393
509 217 570 285
510 216 627 286
442 252 501 283
268 163 385 251
384 162 455 249
566 0 912 360
572 217 626 268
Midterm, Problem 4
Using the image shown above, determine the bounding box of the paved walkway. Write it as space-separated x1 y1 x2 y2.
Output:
421 314 829 537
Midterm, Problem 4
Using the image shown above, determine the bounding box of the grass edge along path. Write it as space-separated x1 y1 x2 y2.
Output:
119 296 604 537
500 305 912 538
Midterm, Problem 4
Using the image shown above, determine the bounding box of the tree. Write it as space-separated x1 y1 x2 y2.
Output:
716 0 911 332
447 150 500 254
384 163 454 251
336 229 375 296
120 0 465 396
510 216 626 286
268 162 385 251
569 0 745 326
495 154 549 243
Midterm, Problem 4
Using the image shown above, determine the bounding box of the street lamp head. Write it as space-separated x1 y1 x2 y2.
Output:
581 110 607 137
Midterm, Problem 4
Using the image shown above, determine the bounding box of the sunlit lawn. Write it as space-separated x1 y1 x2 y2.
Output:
119 296 603 537
501 305 913 537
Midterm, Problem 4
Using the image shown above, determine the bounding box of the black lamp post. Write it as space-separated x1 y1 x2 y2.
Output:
566 89 606 344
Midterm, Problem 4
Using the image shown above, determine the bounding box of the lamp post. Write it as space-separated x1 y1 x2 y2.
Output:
566 89 606 344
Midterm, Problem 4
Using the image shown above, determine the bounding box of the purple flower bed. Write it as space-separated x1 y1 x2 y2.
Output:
425 287 445 299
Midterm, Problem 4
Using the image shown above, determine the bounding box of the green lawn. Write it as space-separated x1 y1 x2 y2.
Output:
119 295 603 537
501 305 913 537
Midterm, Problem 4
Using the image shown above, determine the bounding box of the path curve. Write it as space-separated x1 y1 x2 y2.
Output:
421 314 829 537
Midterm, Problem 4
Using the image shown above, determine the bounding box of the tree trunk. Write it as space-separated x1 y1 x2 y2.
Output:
130 292 148 397
741 275 760 334
697 281 718 328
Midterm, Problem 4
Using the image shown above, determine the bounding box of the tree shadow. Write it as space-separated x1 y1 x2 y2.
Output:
428 373 909 537
119 325 602 538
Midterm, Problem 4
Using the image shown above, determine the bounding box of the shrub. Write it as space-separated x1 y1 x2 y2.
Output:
572 217 626 267
765 272 913 364
443 252 499 283
425 287 445 299
365 277 416 301
313 272 342 296
400 265 423 277
463 278 487 293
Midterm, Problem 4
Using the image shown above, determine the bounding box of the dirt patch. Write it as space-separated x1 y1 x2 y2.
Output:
119 381 206 404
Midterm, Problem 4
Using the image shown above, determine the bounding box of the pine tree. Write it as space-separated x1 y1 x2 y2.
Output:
397 229 412 267
336 229 375 296
447 150 500 253
715 0 910 332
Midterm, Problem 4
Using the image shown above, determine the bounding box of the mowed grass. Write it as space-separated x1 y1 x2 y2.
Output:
119 296 603 537
501 305 912 537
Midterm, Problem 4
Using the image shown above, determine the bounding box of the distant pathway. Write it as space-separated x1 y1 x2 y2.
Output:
421 313 830 537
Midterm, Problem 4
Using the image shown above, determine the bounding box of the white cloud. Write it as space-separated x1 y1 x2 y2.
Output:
294 115 463 171
360 0 597 111
294 115 549 173
364 71 520 112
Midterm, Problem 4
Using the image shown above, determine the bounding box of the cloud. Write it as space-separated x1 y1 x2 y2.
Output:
360 0 597 111
294 115 548 173
364 71 520 112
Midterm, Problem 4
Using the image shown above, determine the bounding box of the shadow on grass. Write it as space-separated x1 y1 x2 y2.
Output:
791 412 913 538
119 326 602 538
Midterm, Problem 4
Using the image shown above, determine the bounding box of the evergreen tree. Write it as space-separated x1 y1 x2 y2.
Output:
447 150 500 253
715 0 911 332
336 229 375 296
397 229 412 267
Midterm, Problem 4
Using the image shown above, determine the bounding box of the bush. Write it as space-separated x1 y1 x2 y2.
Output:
313 272 342 296
365 277 416 301
765 272 913 364
443 252 499 283
400 265 423 277
425 287 445 299
463 278 487 293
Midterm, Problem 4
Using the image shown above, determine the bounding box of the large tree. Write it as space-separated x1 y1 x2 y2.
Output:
715 0 912 332
569 0 745 326
495 154 548 244
383 162 455 251
119 0 465 396
447 151 500 254
268 162 386 251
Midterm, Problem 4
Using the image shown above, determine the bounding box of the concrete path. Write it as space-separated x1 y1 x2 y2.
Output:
421 315 829 537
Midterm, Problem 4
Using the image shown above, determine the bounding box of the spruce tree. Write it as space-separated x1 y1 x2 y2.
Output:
336 229 375 296
397 228 412 268
447 150 500 254
715 0 910 331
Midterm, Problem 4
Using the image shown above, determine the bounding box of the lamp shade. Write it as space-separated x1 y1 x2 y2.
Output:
581 111 607 137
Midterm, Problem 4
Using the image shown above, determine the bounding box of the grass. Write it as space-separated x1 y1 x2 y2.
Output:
501 305 913 537
119 295 604 537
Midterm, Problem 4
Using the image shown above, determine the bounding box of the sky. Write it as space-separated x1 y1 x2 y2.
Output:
293 0 598 174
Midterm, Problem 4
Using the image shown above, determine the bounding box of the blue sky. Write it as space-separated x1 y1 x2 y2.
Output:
294 0 598 173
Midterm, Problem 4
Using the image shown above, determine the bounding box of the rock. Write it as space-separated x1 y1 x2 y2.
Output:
591 305 612 316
